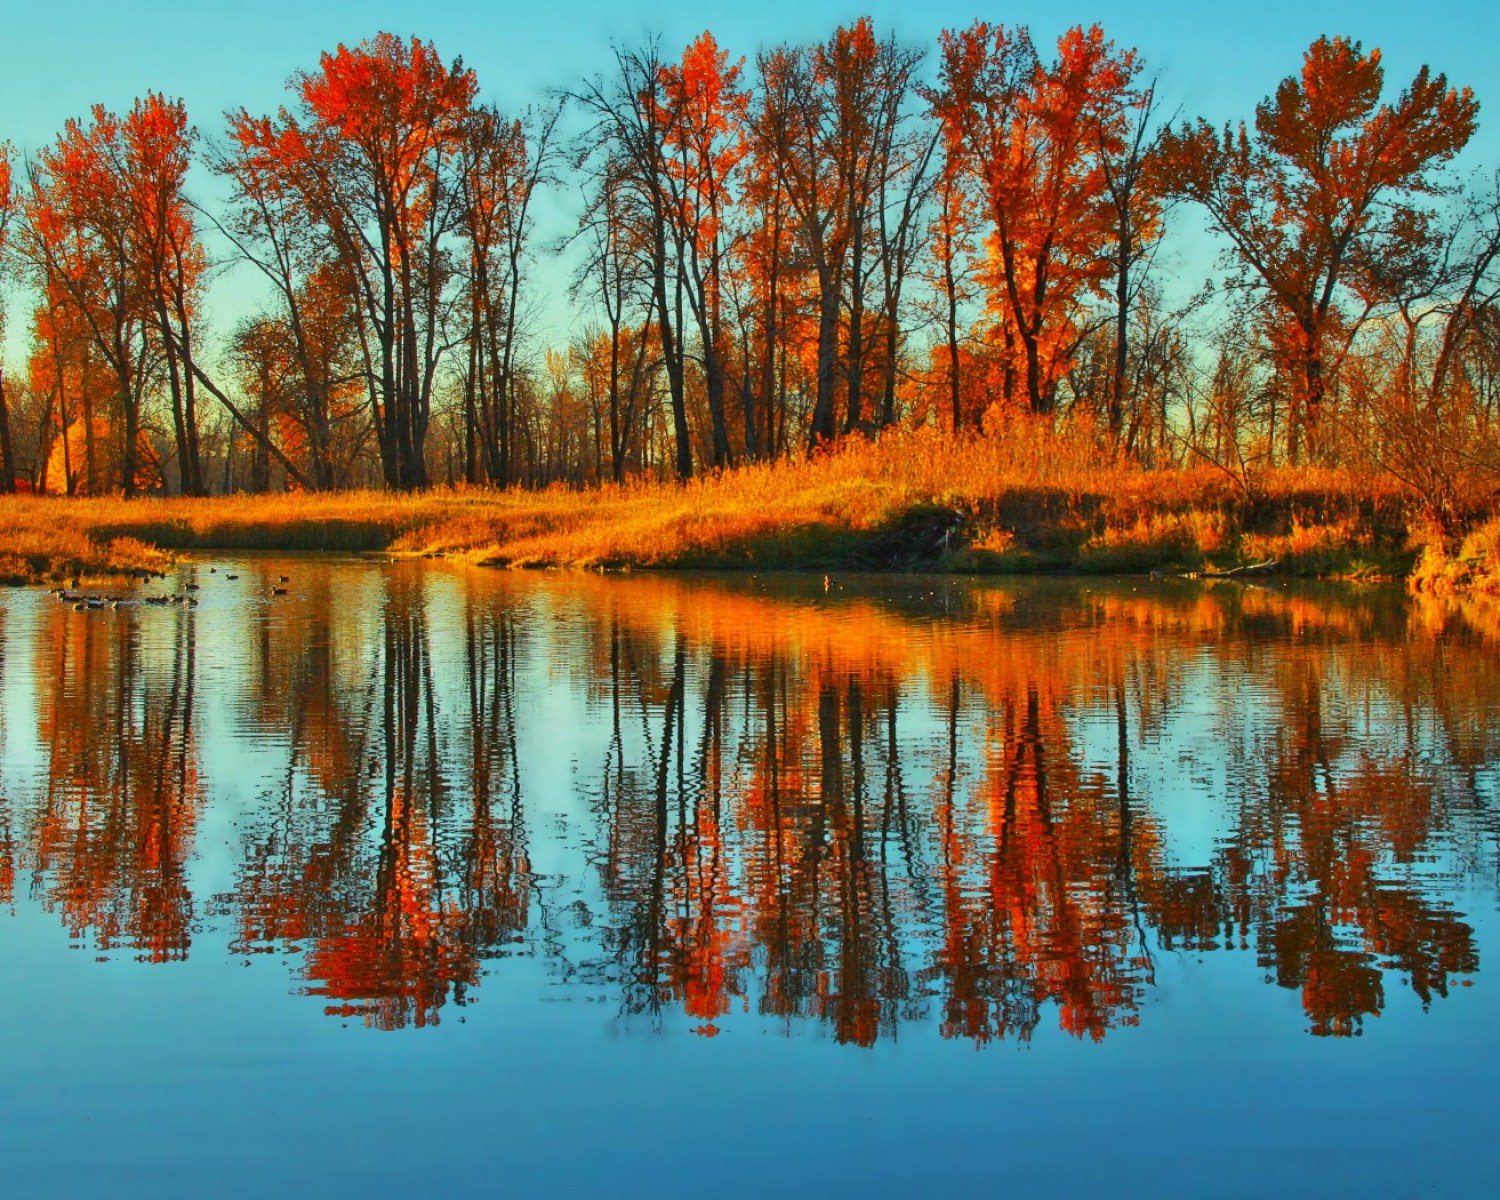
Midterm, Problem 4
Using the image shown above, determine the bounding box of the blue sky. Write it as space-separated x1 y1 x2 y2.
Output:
3 0 1497 359
5 0 1495 148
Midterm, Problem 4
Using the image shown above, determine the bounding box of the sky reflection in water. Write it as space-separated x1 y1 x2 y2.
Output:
0 562 1496 1195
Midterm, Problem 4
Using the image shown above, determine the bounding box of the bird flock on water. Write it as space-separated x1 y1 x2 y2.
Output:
48 568 293 612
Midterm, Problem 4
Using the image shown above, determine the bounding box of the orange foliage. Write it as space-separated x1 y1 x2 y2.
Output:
935 23 1140 415
1160 36 1478 458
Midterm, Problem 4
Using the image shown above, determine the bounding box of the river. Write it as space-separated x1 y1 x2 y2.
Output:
1 559 1496 1195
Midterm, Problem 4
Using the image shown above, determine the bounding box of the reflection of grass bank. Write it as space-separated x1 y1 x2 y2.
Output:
1410 517 1500 598
0 427 1469 586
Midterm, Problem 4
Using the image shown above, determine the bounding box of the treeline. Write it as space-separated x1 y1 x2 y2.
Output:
0 22 1496 527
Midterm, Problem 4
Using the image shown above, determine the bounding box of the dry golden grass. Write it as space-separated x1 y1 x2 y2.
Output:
0 522 171 586
1410 516 1500 598
0 424 1435 585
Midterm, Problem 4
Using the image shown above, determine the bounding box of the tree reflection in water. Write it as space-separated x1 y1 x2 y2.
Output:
227 568 533 1029
28 594 201 961
1 567 1495 1039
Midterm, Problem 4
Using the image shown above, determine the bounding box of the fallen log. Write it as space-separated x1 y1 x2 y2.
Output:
1199 558 1281 579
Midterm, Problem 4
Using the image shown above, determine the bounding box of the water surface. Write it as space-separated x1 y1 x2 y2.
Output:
1 561 1497 1195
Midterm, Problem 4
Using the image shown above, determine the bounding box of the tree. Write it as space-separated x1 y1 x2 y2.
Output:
23 96 254 495
871 110 939 429
0 143 16 492
925 148 980 431
934 23 1140 417
659 31 748 468
456 102 559 486
576 41 695 480
216 111 361 490
124 94 207 494
1098 79 1167 443
739 80 805 457
233 34 477 489
573 158 658 482
757 20 922 445
1344 184 1500 530
1160 36 1478 462
24 107 152 495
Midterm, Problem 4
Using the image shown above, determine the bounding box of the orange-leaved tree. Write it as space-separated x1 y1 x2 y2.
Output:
25 107 150 495
229 33 477 490
1159 36 1478 463
933 23 1141 418
0 142 16 491
123 94 207 495
659 31 749 468
756 19 924 445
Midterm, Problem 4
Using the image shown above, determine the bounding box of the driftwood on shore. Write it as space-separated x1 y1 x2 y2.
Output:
1188 558 1282 579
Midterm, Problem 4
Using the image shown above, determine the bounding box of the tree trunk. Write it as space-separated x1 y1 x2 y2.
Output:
809 269 840 446
0 369 16 494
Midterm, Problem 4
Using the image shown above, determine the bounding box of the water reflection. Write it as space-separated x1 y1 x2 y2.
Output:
30 600 201 961
0 567 1495 1041
228 571 533 1030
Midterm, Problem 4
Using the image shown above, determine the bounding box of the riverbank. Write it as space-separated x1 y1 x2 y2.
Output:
1409 517 1500 598
0 427 1479 588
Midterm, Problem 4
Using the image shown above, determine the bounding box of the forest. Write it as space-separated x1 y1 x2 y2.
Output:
0 21 1496 582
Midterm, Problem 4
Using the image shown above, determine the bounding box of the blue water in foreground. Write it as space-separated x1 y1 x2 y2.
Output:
1 560 1496 1197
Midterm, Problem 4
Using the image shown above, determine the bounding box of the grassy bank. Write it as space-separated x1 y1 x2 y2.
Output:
0 524 171 587
0 427 1454 586
1409 516 1500 598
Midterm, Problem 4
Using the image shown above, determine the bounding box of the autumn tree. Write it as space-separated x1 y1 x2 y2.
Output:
0 143 16 491
124 94 207 494
456 102 559 486
659 31 748 468
27 296 109 494
229 34 477 490
924 148 981 431
756 20 925 444
934 23 1141 418
1344 183 1500 528
225 303 364 493
734 117 797 457
24 107 152 495
216 114 370 490
576 41 695 480
20 97 239 495
1160 36 1478 463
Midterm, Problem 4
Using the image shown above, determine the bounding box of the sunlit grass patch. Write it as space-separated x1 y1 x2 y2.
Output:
0 521 171 585
1410 516 1500 597
0 424 1469 586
